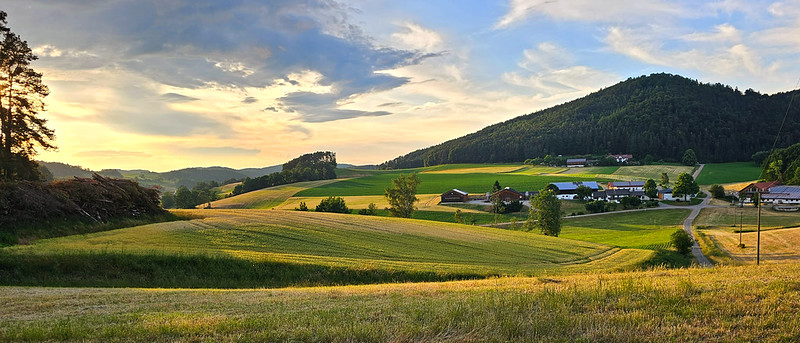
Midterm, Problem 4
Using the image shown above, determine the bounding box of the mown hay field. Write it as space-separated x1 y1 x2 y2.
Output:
208 179 341 209
695 206 800 230
701 227 800 264
0 209 654 288
2 264 799 342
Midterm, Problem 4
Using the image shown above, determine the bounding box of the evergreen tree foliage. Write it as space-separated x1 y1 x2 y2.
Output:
574 185 593 201
232 151 336 195
682 149 698 166
762 143 800 184
0 11 55 181
660 173 670 188
527 188 561 236
357 203 378 215
644 179 658 198
384 173 420 218
378 74 800 169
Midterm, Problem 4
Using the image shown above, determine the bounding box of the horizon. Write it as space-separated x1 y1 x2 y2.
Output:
5 1 800 171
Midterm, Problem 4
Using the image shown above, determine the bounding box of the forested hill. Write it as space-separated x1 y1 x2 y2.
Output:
380 73 800 169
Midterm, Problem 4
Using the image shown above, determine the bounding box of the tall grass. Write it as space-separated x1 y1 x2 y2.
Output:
2 264 799 341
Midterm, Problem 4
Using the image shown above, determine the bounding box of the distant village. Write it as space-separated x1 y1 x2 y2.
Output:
440 154 800 212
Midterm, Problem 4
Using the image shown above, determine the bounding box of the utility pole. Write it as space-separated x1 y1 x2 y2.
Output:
757 191 762 265
738 210 743 247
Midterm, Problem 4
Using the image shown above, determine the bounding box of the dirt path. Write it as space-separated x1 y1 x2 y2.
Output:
683 191 713 267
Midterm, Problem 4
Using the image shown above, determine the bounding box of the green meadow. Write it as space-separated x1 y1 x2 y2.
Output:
695 162 762 185
560 210 690 249
296 172 608 197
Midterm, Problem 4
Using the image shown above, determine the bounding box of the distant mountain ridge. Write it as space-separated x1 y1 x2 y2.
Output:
380 73 800 169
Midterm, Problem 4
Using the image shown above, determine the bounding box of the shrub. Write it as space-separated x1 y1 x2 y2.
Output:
671 229 693 255
585 200 608 213
295 202 308 211
315 196 350 214
357 203 378 215
709 184 725 199
619 196 642 209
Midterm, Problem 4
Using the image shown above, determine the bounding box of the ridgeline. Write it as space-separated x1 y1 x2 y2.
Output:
380 73 800 169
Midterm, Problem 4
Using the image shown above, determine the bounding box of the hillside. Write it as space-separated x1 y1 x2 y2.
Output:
0 209 654 288
381 73 800 169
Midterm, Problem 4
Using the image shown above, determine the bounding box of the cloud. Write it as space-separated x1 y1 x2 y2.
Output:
74 150 152 158
7 0 429 122
494 0 686 28
391 22 443 53
241 96 258 104
161 93 200 103
503 42 618 96
178 147 261 156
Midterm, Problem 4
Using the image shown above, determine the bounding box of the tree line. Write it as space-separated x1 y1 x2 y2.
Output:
379 73 800 169
231 151 337 195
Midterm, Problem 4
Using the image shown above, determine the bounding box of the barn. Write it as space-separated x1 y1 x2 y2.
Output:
491 187 524 202
440 189 469 203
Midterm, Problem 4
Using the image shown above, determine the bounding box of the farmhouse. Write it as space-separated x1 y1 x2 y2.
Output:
739 181 781 202
440 189 469 203
492 187 524 202
658 188 675 201
549 181 600 200
761 185 800 204
592 189 647 202
566 158 587 167
607 181 645 191
608 154 633 163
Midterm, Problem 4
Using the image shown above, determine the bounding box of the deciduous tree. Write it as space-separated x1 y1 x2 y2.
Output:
527 188 561 236
682 148 698 166
673 172 699 201
0 11 55 181
384 173 420 218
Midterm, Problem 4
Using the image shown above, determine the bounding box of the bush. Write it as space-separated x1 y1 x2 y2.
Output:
645 199 660 208
671 229 693 255
619 196 642 209
357 203 378 215
585 200 608 213
315 196 350 214
295 202 308 211
709 184 725 199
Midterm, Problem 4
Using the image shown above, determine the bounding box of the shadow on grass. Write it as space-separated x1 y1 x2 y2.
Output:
0 251 491 289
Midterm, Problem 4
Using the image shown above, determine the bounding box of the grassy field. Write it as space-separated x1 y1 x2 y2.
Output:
295 172 608 197
560 166 620 175
2 264 799 342
696 162 762 185
0 209 654 288
207 179 341 209
560 210 691 249
700 227 800 264
611 164 696 181
694 206 800 230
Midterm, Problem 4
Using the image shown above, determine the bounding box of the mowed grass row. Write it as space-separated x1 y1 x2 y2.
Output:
695 162 762 185
296 172 608 197
700 227 800 264
0 209 643 288
695 206 800 230
2 264 799 342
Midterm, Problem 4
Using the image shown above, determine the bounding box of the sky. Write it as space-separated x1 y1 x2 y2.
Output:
4 0 800 171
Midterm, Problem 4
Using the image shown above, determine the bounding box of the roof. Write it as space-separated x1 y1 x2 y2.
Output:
608 181 645 188
763 185 800 200
566 158 587 163
739 181 781 193
549 181 600 191
445 189 468 196
659 188 673 193
609 154 633 158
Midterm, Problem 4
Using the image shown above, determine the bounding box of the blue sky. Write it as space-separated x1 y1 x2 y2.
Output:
5 0 800 171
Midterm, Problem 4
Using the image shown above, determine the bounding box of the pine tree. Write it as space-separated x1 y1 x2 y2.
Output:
0 11 55 180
